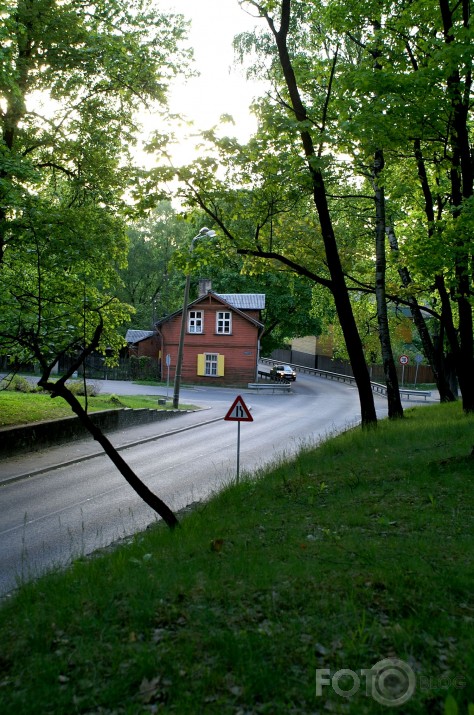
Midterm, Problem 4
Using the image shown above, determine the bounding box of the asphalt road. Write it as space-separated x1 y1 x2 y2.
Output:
0 373 389 599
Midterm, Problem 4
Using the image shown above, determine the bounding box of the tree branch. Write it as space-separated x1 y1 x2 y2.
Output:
318 46 339 158
237 247 333 289
35 162 77 178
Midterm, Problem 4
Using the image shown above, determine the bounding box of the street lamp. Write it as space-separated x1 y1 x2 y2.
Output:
172 227 217 409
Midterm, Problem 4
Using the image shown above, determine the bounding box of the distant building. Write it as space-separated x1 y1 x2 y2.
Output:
289 330 334 369
124 329 160 359
126 287 265 386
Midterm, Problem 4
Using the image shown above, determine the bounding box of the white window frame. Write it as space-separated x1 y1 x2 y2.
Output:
216 311 232 334
205 353 218 376
188 310 203 333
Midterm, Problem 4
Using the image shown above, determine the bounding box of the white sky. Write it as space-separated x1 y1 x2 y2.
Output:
151 0 266 161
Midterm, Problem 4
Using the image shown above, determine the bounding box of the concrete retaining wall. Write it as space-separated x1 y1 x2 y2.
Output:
0 408 184 458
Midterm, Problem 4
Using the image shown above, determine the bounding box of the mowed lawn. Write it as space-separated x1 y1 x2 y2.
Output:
0 388 177 428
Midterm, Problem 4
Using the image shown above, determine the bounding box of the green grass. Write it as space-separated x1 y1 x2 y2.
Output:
0 391 190 427
0 403 473 714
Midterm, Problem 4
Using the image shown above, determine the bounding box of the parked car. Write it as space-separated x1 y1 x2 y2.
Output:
270 364 296 381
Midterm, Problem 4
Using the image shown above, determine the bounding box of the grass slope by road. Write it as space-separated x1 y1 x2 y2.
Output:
0 389 186 428
0 403 473 714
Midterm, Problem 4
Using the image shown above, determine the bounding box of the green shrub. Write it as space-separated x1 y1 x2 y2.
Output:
0 375 33 392
66 380 101 397
129 355 160 380
107 394 124 406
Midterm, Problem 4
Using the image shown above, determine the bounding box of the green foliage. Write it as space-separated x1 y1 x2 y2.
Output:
129 355 160 380
0 0 191 380
117 203 192 329
1 203 134 373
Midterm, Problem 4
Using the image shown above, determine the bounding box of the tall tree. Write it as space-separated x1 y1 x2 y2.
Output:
247 0 377 426
0 0 190 260
373 148 403 417
314 0 472 408
341 17 404 417
0 0 191 527
436 0 473 411
385 222 457 402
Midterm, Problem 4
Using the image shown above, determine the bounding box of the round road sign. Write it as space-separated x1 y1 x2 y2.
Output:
399 355 409 365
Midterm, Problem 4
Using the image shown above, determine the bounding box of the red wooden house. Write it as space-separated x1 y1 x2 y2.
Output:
154 290 265 386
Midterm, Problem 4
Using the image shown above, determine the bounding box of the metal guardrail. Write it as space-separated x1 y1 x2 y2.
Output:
247 382 292 393
399 389 431 400
259 358 431 400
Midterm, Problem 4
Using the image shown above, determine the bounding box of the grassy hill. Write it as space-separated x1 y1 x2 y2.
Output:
0 402 473 714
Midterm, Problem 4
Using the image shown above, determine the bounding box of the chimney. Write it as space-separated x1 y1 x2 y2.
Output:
198 278 212 297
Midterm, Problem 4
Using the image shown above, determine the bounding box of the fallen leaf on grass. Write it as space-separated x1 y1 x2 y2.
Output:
139 676 162 704
210 538 224 552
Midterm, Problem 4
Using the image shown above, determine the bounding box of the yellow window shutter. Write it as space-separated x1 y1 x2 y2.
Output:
197 353 205 376
217 354 225 377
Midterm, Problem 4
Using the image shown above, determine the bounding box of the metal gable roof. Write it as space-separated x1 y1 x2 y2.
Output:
154 292 265 330
215 293 265 310
125 329 154 344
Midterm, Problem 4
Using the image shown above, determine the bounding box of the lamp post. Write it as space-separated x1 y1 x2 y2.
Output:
172 227 216 409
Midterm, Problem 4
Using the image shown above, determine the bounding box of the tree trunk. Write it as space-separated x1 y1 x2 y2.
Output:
411 139 461 402
385 224 456 402
439 0 474 412
268 0 377 426
373 150 403 418
0 11 32 265
39 379 179 530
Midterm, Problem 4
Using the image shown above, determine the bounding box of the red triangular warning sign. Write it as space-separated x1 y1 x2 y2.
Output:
224 395 253 422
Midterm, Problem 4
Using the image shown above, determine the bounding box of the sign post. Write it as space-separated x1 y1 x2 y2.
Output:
224 395 253 483
414 353 423 388
165 354 171 399
399 354 409 387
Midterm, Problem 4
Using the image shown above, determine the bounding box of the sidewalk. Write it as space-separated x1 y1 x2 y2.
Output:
0 407 224 486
